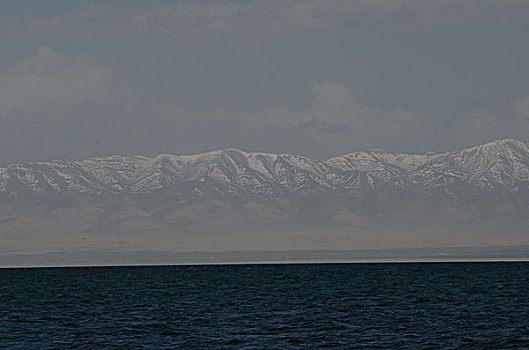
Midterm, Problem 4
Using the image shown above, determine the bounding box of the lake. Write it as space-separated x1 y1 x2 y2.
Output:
2 263 529 348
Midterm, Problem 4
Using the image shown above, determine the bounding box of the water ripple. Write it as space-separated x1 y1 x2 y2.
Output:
2 263 529 348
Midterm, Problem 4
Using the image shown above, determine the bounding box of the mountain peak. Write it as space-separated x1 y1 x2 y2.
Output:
466 138 528 152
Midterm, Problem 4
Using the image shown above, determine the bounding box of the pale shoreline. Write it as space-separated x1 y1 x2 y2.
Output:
3 245 529 269
3 257 529 269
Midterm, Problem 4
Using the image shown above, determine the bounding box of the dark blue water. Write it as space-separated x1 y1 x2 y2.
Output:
2 263 529 349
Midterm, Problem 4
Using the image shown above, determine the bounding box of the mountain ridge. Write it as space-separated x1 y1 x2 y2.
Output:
2 139 529 254
2 138 529 198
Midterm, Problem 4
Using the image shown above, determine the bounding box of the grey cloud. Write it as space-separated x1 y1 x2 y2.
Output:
60 80 435 159
514 95 529 123
447 96 529 149
0 47 123 163
162 81 437 156
294 82 434 151
4 0 529 37
450 109 503 147
2 46 529 164
510 95 529 140
0 47 109 123
166 83 529 156
387 6 420 26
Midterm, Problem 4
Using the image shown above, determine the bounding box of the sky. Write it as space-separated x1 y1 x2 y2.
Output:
1 0 529 164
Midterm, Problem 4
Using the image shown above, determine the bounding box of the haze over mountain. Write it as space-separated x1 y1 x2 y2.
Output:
2 139 529 255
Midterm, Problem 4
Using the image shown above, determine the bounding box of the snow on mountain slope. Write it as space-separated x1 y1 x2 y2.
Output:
2 139 529 202
0 156 148 198
328 139 529 191
327 149 434 172
129 149 340 196
77 155 149 191
448 139 529 187
327 150 413 189
409 139 529 190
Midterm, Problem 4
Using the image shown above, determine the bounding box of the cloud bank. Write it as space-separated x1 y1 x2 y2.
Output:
4 0 529 37
1 46 528 163
0 46 109 123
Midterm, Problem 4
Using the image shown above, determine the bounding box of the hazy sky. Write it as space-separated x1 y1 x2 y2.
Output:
1 0 529 163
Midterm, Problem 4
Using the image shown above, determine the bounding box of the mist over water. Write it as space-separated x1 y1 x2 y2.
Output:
3 263 529 348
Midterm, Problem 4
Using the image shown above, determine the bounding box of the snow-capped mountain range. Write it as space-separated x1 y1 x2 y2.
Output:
2 138 529 203
3 138 529 254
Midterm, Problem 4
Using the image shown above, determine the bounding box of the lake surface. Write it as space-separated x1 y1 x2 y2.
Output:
2 263 529 349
